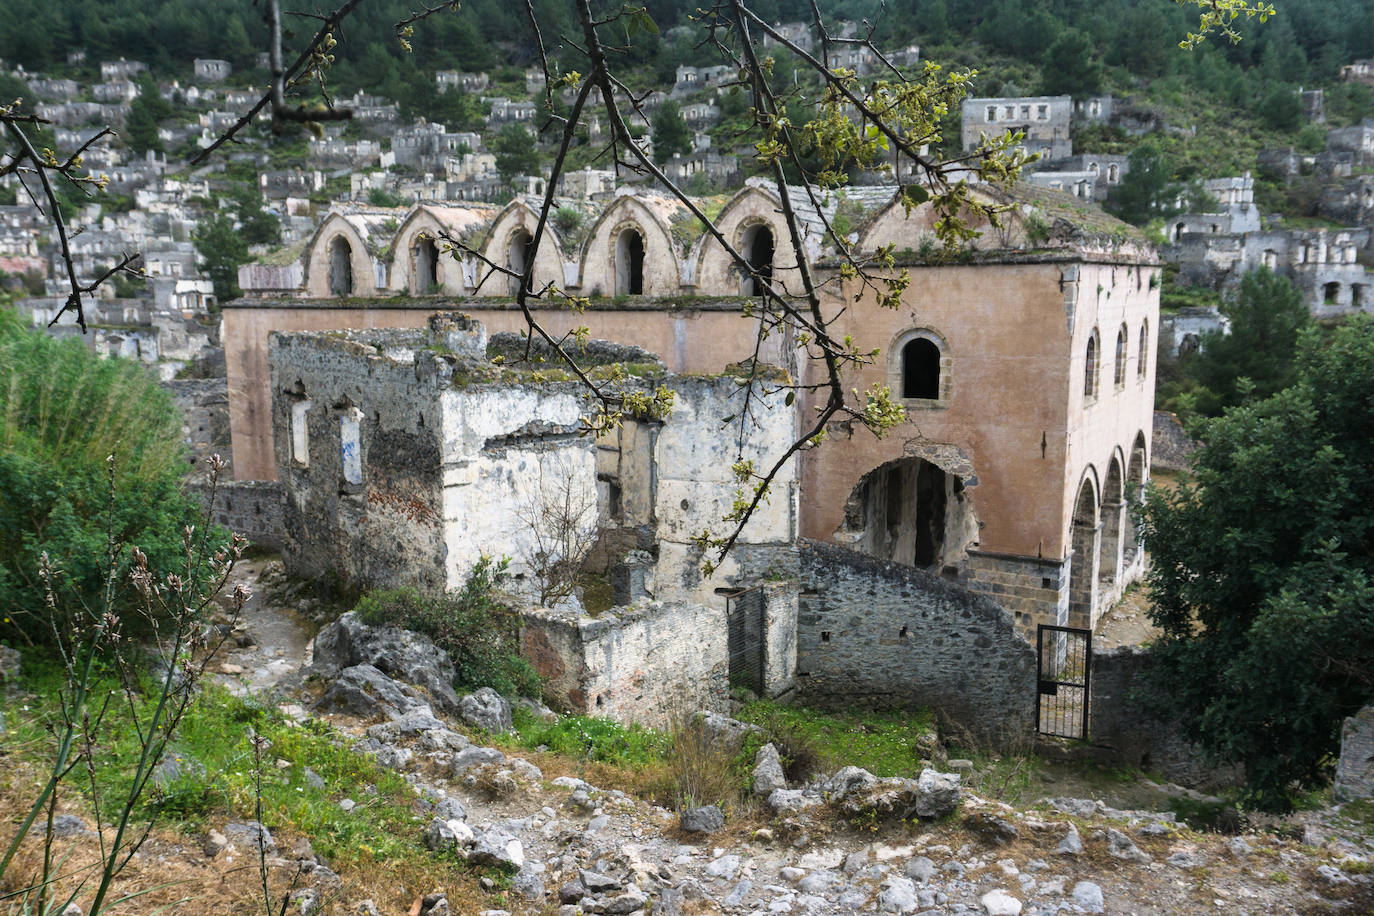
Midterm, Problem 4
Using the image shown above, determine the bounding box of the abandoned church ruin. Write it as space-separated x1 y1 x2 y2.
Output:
247 180 1160 746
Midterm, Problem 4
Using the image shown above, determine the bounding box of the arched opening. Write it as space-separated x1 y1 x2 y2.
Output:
1068 475 1100 629
507 228 535 296
1123 433 1148 569
1084 331 1099 400
615 227 645 295
901 337 941 400
1114 326 1127 388
1137 320 1149 379
328 236 353 296
836 455 978 573
1099 457 1125 595
1108 163 1119 182
413 236 439 293
1323 281 1340 305
1173 222 1186 242
742 224 774 297
1179 333 1200 357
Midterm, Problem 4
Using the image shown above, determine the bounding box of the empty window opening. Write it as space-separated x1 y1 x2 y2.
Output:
414 236 439 292
1114 327 1127 388
339 409 363 486
1173 222 1186 242
507 229 535 296
1041 577 1053 589
898 626 909 640
1138 321 1149 378
821 631 832 642
1324 281 1340 305
902 337 941 399
615 228 645 295
743 224 774 297
1108 163 1119 182
329 236 353 296
1084 331 1099 399
290 398 311 466
1354 284 1368 309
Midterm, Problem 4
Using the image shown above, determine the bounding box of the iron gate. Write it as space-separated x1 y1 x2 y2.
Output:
725 587 765 695
1036 624 1092 740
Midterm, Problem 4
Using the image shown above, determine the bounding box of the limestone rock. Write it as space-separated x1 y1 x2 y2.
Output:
878 876 918 913
697 712 762 751
459 687 513 734
310 613 460 711
152 747 205 788
312 664 424 718
223 820 275 853
424 818 474 851
49 814 94 838
964 812 1019 846
1056 824 1083 856
1072 880 1105 913
1106 828 1152 863
511 867 545 901
681 804 724 834
452 746 506 774
767 789 821 816
469 829 524 868
1336 706 1374 801
915 769 962 818
904 856 935 884
979 888 1023 915
753 743 787 795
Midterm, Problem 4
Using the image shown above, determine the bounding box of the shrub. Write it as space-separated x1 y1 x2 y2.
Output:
352 557 541 697
0 312 213 641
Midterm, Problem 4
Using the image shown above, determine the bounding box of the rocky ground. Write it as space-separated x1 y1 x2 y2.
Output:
28 558 1371 916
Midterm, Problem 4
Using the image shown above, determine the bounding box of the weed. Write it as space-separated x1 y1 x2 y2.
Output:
735 700 936 779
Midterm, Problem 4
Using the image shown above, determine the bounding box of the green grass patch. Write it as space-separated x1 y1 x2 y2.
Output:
506 708 669 767
734 699 936 779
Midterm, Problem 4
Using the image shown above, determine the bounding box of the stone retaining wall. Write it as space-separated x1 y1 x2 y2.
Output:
187 480 286 552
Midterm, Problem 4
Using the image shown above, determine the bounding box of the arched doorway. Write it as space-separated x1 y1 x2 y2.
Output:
1068 475 1099 629
615 227 645 295
741 224 774 297
507 229 534 296
1099 456 1125 594
413 236 439 294
836 455 978 574
329 236 353 296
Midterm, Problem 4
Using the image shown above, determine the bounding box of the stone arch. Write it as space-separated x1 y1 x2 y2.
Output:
1123 432 1148 569
692 186 787 295
1068 469 1100 629
303 212 374 298
389 206 455 295
741 222 775 297
413 235 440 293
477 200 566 296
575 195 680 297
506 227 535 296
834 449 979 574
888 327 949 404
1099 452 1126 595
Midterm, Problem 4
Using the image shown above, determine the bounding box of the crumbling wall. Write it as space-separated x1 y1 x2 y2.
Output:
796 539 1036 743
269 328 447 591
1089 646 1240 790
1151 410 1195 473
186 480 285 552
1336 706 1374 802
165 378 232 476
520 601 730 728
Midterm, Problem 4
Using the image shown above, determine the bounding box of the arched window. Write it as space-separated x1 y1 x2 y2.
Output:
742 224 774 297
507 229 534 296
1137 320 1149 379
1114 325 1127 388
902 337 941 400
329 236 353 296
1084 331 1099 400
414 236 439 293
615 227 645 295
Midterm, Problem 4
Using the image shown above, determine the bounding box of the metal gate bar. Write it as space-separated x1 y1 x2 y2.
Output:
1036 624 1092 740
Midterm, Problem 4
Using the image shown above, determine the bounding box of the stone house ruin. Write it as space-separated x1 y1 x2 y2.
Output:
960 96 1074 160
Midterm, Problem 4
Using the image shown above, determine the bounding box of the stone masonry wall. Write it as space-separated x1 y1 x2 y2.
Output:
1336 706 1374 802
796 539 1036 744
520 601 729 728
1089 646 1240 790
186 480 286 552
165 378 233 477
1151 410 1196 473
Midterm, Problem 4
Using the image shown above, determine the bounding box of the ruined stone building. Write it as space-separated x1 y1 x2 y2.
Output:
960 96 1074 160
231 180 1159 651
